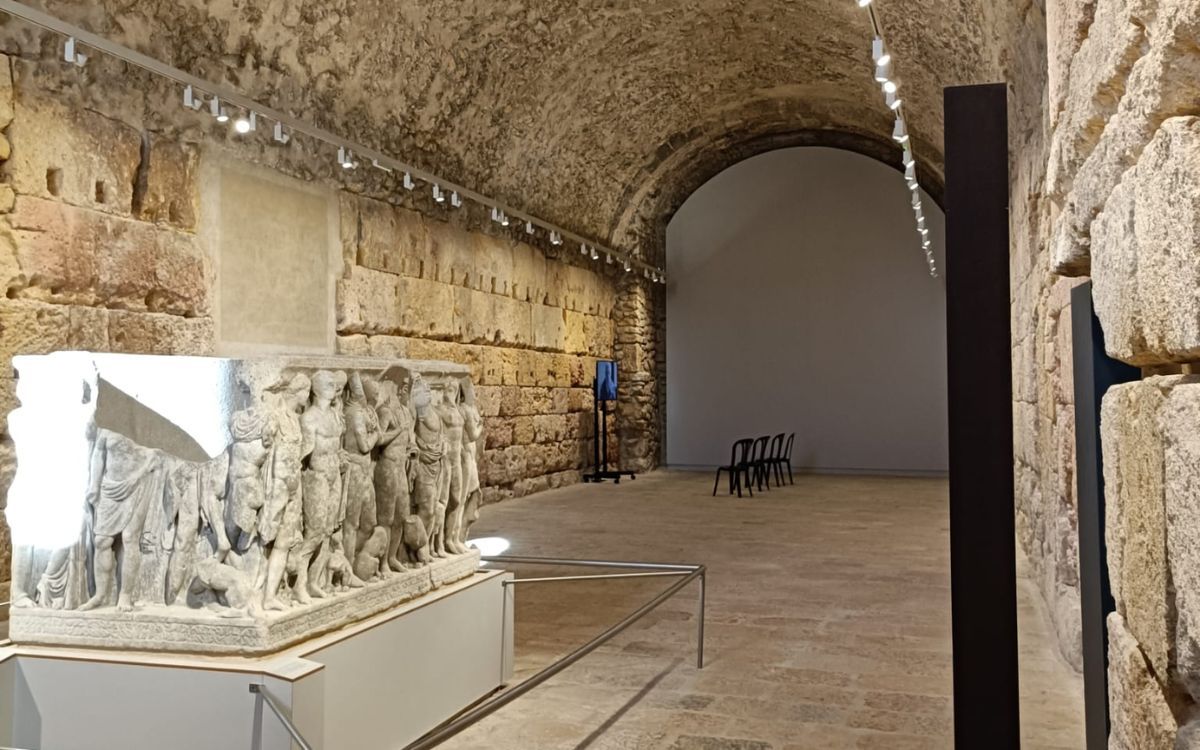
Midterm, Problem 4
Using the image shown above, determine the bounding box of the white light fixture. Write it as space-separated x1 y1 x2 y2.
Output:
606 252 613 264
857 0 872 6
273 121 290 144
183 85 203 110
590 247 599 260
338 146 356 169
917 217 926 229
882 79 899 95
902 148 915 168
450 191 462 208
233 111 256 134
550 231 562 246
402 172 415 191
370 159 393 173
893 119 909 144
525 220 535 235
491 207 509 226
624 260 632 272
872 37 891 67
911 191 920 208
874 62 892 84
467 536 511 559
580 243 589 256
64 36 87 66
433 184 445 203
886 92 902 111
904 163 916 181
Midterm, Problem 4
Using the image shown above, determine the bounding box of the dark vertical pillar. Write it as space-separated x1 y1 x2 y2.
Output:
1072 281 1139 749
944 82 1020 748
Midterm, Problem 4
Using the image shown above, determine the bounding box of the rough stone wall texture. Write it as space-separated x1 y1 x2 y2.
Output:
1044 0 1200 741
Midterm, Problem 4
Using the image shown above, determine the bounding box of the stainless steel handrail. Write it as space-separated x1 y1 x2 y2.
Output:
249 683 314 750
403 555 706 750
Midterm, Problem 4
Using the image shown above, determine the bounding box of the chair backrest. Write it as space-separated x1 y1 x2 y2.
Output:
769 433 785 461
731 438 753 467
751 435 770 463
783 432 795 459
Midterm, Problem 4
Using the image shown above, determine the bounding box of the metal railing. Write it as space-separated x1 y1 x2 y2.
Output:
250 683 314 750
404 555 706 750
242 555 705 750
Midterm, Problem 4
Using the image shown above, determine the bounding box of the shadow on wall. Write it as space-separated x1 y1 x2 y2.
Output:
665 147 948 476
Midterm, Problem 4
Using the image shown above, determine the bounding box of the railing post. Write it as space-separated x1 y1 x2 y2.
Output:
697 568 706 670
250 684 265 750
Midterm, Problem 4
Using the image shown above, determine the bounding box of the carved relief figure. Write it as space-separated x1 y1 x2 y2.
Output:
224 407 273 579
374 377 418 572
261 374 310 611
458 380 485 547
410 375 446 564
79 429 167 612
342 372 382 564
165 456 231 605
436 380 468 555
295 370 347 603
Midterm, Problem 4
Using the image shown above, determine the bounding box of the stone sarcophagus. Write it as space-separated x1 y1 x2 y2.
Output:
5 352 485 654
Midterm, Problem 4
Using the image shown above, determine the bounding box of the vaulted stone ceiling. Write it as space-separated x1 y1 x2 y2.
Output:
39 0 1021 254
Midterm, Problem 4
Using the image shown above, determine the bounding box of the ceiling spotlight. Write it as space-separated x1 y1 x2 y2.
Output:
591 247 600 260
893 119 909 144
902 148 915 168
917 217 926 229
433 184 446 203
624 260 632 272
643 268 650 279
549 231 562 246
908 180 919 192
183 85 203 110
64 37 87 67
525 220 535 235
857 0 872 6
911 191 920 208
606 252 613 264
501 213 510 227
338 147 356 169
403 172 415 191
273 122 290 144
450 191 462 208
233 111 256 134
874 62 892 84
580 243 589 256
882 79 899 95
872 38 891 67
886 92 902 111
904 163 916 181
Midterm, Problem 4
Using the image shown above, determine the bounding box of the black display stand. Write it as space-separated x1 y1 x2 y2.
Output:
945 82 1021 748
582 378 636 483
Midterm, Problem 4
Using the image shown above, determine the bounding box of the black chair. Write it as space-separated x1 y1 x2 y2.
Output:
749 435 771 491
713 438 755 497
766 433 786 487
768 432 795 486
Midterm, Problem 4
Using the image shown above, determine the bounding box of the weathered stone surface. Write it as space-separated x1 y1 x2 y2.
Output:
1045 0 1149 202
1108 612 1179 750
1053 13 1200 275
1047 0 1099 126
1162 380 1200 702
8 197 209 315
1092 118 1200 365
6 94 140 217
0 298 68 364
134 136 199 230
1103 379 1174 680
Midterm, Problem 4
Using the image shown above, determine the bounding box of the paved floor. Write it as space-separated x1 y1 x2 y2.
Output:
445 471 1085 750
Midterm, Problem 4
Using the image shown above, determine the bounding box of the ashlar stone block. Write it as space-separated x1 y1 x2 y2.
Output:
1092 118 1200 364
1107 612 1179 750
1101 378 1172 679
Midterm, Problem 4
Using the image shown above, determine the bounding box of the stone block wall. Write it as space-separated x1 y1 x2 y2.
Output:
0 38 633 589
1041 0 1200 741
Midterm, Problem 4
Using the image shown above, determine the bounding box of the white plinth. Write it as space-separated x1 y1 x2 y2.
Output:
0 569 514 750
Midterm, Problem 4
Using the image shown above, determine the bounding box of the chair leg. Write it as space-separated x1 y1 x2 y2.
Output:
773 461 784 487
713 468 723 497
734 470 742 498
787 460 794 485
745 468 754 497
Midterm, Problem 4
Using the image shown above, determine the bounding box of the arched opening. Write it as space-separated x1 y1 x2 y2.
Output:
664 147 947 475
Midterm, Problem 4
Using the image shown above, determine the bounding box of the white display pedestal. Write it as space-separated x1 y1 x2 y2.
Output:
0 569 514 750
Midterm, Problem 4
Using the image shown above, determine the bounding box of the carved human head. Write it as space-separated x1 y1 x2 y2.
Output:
348 371 367 402
446 378 462 404
410 375 432 410
284 373 311 409
311 370 341 402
